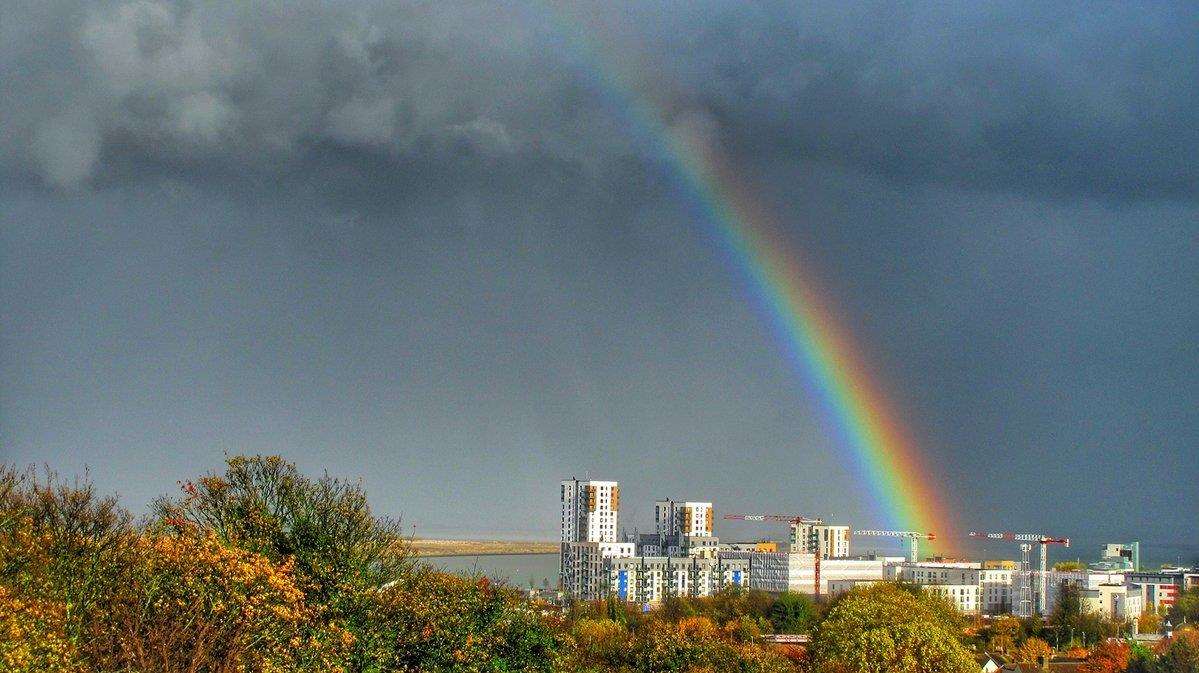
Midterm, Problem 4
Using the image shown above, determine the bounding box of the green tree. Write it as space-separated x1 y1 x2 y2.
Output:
152 454 414 603
152 455 425 671
1052 583 1084 627
810 583 975 673
1173 588 1199 625
1055 560 1086 571
769 592 817 634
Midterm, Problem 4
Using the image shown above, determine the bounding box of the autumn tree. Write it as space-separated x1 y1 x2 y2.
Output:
810 583 976 673
1080 639 1130 673
1015 637 1054 666
1154 629 1199 673
153 454 414 603
1139 607 1163 635
988 616 1023 654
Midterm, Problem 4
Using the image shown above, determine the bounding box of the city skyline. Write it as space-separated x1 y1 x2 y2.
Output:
2 2 1197 550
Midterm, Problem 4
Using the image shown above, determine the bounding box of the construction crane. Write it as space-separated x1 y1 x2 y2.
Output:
969 531 1070 617
854 530 936 563
724 513 823 596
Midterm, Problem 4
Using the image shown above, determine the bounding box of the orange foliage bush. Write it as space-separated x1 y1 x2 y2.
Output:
1079 640 1130 673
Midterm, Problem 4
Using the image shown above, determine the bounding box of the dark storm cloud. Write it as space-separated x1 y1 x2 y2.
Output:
2 0 1196 201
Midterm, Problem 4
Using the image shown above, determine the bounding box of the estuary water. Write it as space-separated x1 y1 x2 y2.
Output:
429 553 559 589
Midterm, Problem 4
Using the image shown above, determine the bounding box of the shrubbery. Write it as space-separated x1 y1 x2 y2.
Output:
1 457 810 672
0 458 559 672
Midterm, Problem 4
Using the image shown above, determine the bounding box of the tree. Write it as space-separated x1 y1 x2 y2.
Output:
1052 584 1084 628
769 592 817 634
810 583 976 673
1154 628 1199 673
151 455 425 671
1140 608 1163 635
988 616 1023 654
152 455 414 602
1055 560 1086 571
1080 639 1130 673
1173 588 1199 625
1015 637 1054 666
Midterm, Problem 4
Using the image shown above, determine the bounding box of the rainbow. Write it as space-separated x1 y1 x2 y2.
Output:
545 6 956 544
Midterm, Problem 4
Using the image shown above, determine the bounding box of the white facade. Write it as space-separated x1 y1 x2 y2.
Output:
886 562 1012 616
561 479 619 545
1081 583 1143 620
721 551 887 594
827 578 882 594
1036 570 1127 615
980 568 1015 615
924 584 981 614
608 555 750 603
562 541 635 599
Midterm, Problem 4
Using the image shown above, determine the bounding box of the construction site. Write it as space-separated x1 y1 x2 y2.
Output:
558 478 1195 621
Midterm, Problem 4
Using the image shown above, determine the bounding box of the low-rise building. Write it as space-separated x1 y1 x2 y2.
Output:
607 555 750 603
1127 570 1189 612
1080 583 1143 620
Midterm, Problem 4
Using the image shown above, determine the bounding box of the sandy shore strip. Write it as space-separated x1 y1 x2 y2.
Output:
411 538 558 557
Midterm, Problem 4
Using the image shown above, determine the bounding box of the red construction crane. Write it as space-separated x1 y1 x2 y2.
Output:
968 531 1069 617
724 513 824 596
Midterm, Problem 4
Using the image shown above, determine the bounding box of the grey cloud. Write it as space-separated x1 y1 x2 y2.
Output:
1 0 1196 201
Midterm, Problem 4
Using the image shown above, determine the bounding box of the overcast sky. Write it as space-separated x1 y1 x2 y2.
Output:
2 1 1196 553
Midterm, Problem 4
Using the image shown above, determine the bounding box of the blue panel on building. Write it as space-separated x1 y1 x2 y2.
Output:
618 570 628 599
733 570 742 584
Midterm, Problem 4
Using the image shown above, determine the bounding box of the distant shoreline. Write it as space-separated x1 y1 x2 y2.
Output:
420 551 558 558
411 538 558 557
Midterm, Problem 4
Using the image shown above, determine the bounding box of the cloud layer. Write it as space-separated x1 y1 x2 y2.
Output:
2 0 1196 200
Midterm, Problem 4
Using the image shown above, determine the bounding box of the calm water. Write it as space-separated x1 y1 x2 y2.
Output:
430 553 559 589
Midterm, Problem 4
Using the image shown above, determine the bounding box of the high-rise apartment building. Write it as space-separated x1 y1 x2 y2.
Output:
560 479 632 595
561 479 619 544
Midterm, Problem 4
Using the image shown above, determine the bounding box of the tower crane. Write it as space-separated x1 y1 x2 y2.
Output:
853 530 936 563
968 531 1069 617
724 513 824 596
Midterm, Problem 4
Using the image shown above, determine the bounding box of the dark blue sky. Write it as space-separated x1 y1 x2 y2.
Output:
1 1 1196 552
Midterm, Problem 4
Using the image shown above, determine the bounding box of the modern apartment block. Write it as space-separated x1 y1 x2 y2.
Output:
560 482 747 602
642 499 718 557
560 479 633 595
608 555 750 603
1127 570 1192 612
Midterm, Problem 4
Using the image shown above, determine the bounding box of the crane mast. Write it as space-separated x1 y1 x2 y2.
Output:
969 531 1070 617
